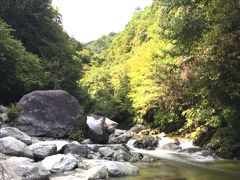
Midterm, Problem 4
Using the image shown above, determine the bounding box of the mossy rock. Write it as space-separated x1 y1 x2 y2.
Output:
206 127 240 159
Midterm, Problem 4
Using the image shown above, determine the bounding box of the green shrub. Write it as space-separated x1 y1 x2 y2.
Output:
7 103 21 120
66 129 85 142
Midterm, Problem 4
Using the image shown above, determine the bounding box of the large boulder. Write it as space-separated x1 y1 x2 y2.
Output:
15 90 86 138
0 136 33 158
0 127 32 145
86 115 118 143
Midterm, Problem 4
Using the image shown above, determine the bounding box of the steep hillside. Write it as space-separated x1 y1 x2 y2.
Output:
81 0 240 158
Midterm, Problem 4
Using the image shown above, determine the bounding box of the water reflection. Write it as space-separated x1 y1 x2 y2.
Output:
111 159 240 180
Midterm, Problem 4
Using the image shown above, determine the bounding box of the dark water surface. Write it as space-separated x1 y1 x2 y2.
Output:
111 159 240 180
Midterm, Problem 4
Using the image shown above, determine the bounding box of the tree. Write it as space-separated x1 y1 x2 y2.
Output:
0 20 46 104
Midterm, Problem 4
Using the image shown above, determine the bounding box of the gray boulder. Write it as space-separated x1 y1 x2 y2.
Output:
0 157 50 180
15 90 86 138
0 127 32 145
42 154 78 173
63 143 89 158
29 142 57 160
108 129 135 144
81 159 139 177
86 115 118 143
0 136 33 158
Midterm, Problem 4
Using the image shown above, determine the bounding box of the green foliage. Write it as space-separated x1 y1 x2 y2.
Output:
81 0 240 132
0 20 46 103
7 103 21 120
0 0 84 104
66 129 85 142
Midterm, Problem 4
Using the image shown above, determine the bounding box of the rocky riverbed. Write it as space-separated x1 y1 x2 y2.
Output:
0 90 233 179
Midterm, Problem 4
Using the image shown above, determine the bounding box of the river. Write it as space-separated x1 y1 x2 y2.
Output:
112 138 240 180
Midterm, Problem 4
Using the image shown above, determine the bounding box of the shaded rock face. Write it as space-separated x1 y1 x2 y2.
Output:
86 115 118 143
15 90 86 138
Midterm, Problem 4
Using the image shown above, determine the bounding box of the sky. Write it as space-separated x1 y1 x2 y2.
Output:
52 0 152 43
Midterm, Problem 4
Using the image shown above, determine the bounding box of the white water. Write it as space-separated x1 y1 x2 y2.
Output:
127 138 218 164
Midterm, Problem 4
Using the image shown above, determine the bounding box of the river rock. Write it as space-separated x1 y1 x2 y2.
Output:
0 127 32 145
129 124 147 134
0 157 50 180
133 136 158 150
108 129 135 144
113 148 131 162
15 90 86 138
29 142 57 160
81 159 139 177
98 147 114 158
161 143 181 151
86 115 118 143
63 143 90 158
0 136 33 158
42 154 78 173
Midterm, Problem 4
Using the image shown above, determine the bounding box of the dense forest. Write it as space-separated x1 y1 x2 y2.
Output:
0 0 83 104
0 0 240 158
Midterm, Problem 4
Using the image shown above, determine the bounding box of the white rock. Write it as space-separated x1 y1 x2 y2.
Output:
42 154 78 173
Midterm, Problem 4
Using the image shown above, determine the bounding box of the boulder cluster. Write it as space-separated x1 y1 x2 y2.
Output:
0 90 156 179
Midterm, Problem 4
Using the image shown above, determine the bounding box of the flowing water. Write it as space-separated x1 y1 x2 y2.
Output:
112 138 240 180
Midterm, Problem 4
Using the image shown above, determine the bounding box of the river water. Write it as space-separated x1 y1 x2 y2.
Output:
112 159 240 180
112 138 240 180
